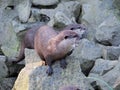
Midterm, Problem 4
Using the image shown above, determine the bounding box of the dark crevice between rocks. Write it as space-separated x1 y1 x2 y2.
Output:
80 61 95 76
32 4 58 9
34 14 50 23
5 5 15 10
5 57 25 78
0 47 4 55
75 5 82 23
94 38 112 46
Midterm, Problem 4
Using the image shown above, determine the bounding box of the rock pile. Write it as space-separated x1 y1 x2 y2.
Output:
0 0 120 90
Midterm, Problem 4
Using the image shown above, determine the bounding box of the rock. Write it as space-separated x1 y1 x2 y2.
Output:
12 49 94 90
90 59 118 75
48 11 75 27
102 46 120 60
114 76 120 90
40 1 81 27
81 0 115 28
1 22 19 59
0 55 8 78
15 0 31 22
88 73 113 90
25 49 42 64
0 0 12 9
102 62 120 86
95 24 120 46
30 8 50 23
74 39 102 61
0 78 16 90
32 0 59 6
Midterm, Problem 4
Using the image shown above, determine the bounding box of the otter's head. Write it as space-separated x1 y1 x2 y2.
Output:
56 30 79 52
64 24 87 39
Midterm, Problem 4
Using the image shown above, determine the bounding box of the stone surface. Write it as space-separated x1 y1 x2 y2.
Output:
102 62 120 87
12 49 94 90
25 49 42 64
0 55 8 78
81 0 115 28
0 78 16 90
40 1 81 26
90 59 118 75
102 46 120 60
73 39 102 61
32 0 59 6
15 0 31 22
114 76 120 90
1 23 19 58
95 24 120 46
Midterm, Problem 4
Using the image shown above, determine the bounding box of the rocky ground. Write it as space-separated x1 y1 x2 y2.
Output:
0 0 120 90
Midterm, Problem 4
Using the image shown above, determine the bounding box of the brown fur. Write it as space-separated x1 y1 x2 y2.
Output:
34 25 79 75
13 24 86 64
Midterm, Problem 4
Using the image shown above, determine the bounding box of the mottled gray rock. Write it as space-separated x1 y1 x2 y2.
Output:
95 24 120 46
40 1 81 26
102 62 120 89
0 55 8 78
0 78 16 90
0 0 13 9
13 49 94 90
15 0 31 22
25 49 41 64
89 73 113 90
1 22 19 58
113 76 120 90
0 8 19 59
30 8 50 23
102 46 120 60
32 0 59 6
74 39 102 61
81 0 115 28
90 59 118 75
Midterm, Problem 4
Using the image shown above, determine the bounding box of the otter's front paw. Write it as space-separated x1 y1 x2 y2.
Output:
60 59 67 69
46 67 53 76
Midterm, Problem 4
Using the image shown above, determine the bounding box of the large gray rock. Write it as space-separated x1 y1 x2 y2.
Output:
0 0 13 9
39 1 81 26
102 62 120 89
102 45 120 60
0 55 8 79
0 78 16 90
15 0 31 22
74 39 102 61
90 59 118 75
114 76 120 90
12 49 94 90
1 22 19 58
81 0 115 28
95 24 120 46
25 49 41 64
0 8 19 59
32 0 59 6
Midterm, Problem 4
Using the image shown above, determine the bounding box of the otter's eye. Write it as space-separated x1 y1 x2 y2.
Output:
71 28 75 30
64 36 69 39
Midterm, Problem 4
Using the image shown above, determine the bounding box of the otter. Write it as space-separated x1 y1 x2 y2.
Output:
13 24 86 64
34 25 79 75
